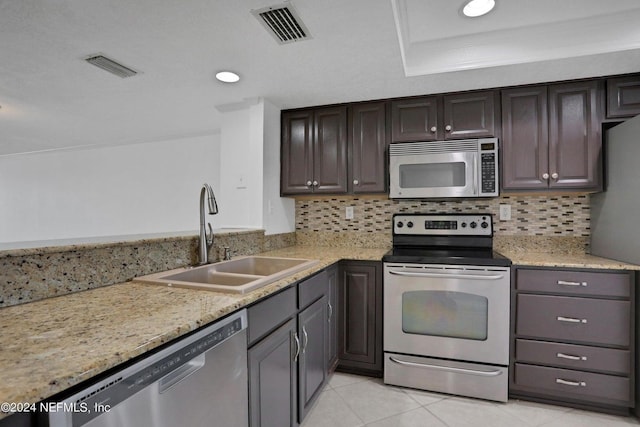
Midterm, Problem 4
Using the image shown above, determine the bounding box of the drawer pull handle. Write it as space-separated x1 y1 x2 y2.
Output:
557 280 587 287
557 316 587 324
556 378 586 387
556 352 587 361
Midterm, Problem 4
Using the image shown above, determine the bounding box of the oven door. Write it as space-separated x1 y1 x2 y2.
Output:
383 263 510 365
389 151 478 199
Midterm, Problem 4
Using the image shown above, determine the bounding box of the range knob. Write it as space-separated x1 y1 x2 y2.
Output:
407 221 414 228
481 221 489 229
397 221 404 228
470 221 477 229
461 222 467 228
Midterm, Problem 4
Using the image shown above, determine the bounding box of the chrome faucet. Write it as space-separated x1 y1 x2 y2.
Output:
198 183 218 265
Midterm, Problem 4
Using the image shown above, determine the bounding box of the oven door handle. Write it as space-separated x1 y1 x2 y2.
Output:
389 356 503 377
387 269 504 281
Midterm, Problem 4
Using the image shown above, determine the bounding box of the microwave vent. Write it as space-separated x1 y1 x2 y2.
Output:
252 3 311 44
389 140 478 156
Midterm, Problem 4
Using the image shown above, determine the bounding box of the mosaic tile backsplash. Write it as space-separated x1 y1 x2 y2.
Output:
295 194 590 250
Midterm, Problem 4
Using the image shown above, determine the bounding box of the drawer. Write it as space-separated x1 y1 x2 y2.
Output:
516 294 630 347
514 363 631 405
298 269 327 309
516 269 630 298
516 339 631 375
248 286 297 346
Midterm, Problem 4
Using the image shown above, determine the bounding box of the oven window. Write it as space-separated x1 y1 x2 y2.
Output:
401 291 488 340
399 162 466 189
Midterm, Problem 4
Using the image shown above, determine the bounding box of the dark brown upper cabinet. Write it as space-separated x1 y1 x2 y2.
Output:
607 75 640 119
281 107 348 195
349 102 387 193
391 90 498 142
501 81 603 191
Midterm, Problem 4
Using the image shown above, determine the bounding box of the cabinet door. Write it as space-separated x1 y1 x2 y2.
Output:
281 110 314 195
313 107 348 193
326 265 339 370
443 91 498 139
607 76 640 118
249 318 297 427
391 97 440 142
501 86 549 190
350 102 387 193
338 261 383 375
548 81 603 190
298 296 328 422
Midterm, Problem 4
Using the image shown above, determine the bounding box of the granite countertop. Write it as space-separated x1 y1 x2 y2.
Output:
499 249 640 271
1 242 638 420
0 246 388 420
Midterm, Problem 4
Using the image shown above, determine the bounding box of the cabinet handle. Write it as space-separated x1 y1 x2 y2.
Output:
556 378 586 387
353 179 359 186
551 172 559 180
445 125 452 132
302 326 308 355
312 180 318 187
557 280 587 287
306 180 312 187
557 352 587 361
328 302 333 322
293 332 301 362
557 316 587 324
542 173 550 180
430 126 437 133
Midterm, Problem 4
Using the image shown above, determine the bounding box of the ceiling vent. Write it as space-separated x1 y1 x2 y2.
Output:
84 54 138 78
252 3 311 44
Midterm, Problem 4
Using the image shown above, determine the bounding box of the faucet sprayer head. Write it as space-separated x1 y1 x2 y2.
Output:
203 183 218 215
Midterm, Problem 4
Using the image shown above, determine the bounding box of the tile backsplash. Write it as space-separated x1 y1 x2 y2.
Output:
295 194 590 250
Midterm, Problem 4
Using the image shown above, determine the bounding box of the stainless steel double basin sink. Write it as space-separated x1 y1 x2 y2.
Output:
134 256 319 294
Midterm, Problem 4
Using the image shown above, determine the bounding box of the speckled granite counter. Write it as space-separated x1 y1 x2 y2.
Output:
0 246 388 420
499 249 640 271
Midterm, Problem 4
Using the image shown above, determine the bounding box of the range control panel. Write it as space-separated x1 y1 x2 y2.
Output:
393 214 493 236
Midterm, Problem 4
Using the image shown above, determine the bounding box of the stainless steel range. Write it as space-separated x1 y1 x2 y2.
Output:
382 213 511 402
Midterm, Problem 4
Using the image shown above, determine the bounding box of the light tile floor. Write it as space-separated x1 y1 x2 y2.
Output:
301 372 640 427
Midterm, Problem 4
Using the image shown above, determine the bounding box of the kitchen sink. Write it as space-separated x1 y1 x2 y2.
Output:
134 256 319 294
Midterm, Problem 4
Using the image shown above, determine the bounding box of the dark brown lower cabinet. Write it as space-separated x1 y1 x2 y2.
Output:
249 318 298 427
298 296 328 421
326 265 339 370
337 261 383 376
511 267 636 413
248 270 332 427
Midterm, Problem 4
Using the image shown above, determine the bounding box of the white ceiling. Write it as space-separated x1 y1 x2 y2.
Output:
2 0 640 156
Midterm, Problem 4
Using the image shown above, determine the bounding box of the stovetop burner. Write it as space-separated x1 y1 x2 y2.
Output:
384 213 511 267
383 246 511 267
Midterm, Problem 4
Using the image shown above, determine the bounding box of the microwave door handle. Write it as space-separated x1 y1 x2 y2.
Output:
472 156 477 195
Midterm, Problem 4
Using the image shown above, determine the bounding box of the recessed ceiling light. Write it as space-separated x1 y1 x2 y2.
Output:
215 71 240 83
462 0 495 17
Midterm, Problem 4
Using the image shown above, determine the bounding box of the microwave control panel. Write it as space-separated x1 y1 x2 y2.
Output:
480 141 498 195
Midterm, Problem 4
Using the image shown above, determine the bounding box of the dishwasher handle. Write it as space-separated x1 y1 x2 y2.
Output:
158 354 205 394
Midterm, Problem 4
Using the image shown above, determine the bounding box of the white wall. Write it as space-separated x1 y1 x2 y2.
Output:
0 97 296 247
263 100 295 235
217 98 295 234
0 134 221 246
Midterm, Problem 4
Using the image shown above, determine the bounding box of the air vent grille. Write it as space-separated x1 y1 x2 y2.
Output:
252 3 311 44
85 55 138 78
389 140 479 156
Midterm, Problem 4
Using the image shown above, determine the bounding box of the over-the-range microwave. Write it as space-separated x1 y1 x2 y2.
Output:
389 138 499 199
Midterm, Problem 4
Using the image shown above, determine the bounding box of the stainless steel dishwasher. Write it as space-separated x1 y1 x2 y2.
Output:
49 309 248 427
